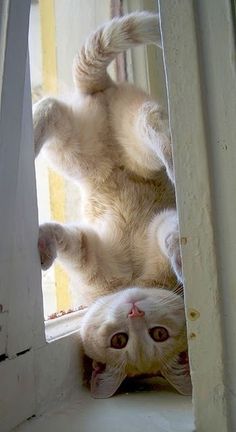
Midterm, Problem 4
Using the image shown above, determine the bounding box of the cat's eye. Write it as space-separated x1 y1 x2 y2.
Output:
110 332 128 349
149 326 169 342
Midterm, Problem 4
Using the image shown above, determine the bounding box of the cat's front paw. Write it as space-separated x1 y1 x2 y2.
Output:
165 231 183 283
38 224 57 270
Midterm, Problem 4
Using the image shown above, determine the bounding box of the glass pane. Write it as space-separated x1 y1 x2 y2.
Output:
29 0 163 320
29 0 119 319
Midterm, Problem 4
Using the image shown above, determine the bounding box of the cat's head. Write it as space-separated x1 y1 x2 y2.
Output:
80 287 191 398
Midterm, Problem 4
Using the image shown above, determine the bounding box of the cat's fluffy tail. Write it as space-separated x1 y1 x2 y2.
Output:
72 12 161 95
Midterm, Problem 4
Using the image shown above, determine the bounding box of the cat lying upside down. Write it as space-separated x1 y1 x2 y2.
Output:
35 11 191 398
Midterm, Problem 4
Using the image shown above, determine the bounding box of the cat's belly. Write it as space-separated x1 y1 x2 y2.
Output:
82 166 176 224
71 242 177 307
77 170 177 305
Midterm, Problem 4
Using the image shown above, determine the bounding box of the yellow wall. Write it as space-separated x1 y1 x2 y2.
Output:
39 0 70 311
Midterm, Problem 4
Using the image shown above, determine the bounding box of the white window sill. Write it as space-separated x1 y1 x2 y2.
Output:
14 385 194 432
45 309 87 342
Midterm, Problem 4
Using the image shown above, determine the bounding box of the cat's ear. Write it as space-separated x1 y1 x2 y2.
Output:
91 362 126 399
160 351 192 396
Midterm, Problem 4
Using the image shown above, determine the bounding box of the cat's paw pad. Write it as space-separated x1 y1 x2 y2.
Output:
38 225 57 270
165 231 183 283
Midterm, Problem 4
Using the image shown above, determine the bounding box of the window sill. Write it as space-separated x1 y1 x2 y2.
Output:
14 385 194 432
45 309 86 342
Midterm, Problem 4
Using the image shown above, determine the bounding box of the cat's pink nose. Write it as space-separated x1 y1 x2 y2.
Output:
128 304 145 318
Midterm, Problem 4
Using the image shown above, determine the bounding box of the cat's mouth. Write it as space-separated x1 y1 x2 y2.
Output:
92 361 106 377
175 350 190 378
178 350 189 366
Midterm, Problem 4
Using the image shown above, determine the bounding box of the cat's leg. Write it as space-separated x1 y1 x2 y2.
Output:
136 101 174 182
34 97 87 181
157 210 182 282
150 209 183 283
38 222 102 275
33 97 73 157
34 96 111 183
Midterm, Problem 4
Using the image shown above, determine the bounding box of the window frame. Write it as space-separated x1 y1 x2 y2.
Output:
160 0 236 430
0 2 82 430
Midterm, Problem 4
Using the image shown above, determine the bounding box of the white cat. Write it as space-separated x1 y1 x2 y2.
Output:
35 12 191 398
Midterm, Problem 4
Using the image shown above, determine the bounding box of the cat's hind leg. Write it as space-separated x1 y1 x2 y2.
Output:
33 97 73 157
136 101 174 182
157 210 182 282
150 210 183 283
34 96 111 183
34 97 89 181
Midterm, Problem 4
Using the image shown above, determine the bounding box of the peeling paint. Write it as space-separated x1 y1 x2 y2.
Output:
189 332 197 340
188 309 200 321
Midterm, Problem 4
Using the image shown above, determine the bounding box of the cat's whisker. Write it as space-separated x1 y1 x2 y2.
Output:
151 296 184 308
93 294 114 307
158 350 185 371
159 356 169 369
172 285 184 295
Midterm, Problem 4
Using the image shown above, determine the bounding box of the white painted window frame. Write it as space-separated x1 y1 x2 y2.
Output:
0 0 236 431
0 2 83 431
160 1 236 430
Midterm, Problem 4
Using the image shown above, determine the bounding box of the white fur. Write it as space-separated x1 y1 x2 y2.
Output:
80 287 190 398
35 12 190 397
81 287 186 371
